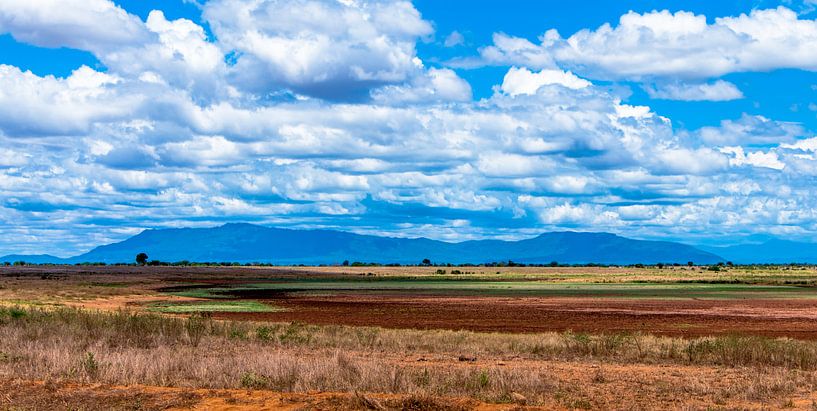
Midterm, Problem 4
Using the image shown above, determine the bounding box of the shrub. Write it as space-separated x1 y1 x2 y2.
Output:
240 372 269 389
185 313 209 347
256 326 274 341
80 352 100 378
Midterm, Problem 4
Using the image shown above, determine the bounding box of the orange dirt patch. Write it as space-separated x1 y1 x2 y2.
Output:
213 294 817 339
0 379 523 410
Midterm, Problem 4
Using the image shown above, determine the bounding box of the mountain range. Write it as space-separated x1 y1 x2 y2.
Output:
0 223 732 265
702 239 817 264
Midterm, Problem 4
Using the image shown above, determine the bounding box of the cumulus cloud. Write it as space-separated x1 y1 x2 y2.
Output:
467 7 817 101
0 0 148 52
721 146 786 170
697 114 803 147
531 8 817 78
0 65 139 136
371 68 472 104
203 0 433 99
500 67 591 96
644 80 744 101
102 10 227 98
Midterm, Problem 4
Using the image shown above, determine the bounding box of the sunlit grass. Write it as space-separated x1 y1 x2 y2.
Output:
148 300 281 313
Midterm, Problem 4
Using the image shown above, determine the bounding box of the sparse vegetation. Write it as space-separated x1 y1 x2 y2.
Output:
3 306 817 407
148 300 280 313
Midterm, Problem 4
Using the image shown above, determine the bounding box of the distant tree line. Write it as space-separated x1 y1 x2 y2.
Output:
0 254 812 270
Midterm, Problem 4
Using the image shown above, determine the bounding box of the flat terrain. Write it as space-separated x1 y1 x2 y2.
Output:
4 265 817 409
11 264 810 339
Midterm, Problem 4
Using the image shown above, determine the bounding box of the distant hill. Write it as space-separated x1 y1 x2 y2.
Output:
704 239 817 264
0 254 69 264
1 223 723 265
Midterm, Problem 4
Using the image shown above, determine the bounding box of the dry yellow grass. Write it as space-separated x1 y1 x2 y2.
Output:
3 307 817 408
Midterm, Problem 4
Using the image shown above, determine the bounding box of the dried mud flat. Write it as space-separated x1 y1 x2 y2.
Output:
215 294 817 339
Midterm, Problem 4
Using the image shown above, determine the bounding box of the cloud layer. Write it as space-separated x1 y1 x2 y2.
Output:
1 1 817 255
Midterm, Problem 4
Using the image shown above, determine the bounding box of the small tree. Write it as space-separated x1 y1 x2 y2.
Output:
135 253 148 265
687 261 694 267
342 260 349 267
421 258 431 266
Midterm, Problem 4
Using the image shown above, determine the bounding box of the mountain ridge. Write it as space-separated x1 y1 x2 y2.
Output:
703 239 817 264
1 223 723 265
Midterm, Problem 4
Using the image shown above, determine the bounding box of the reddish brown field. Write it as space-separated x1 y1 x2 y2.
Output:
216 294 817 339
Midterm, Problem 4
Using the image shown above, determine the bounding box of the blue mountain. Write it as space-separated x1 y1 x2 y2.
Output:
0 254 69 264
704 239 817 264
1 223 723 265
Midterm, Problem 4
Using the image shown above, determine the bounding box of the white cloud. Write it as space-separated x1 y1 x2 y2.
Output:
444 31 465 47
371 68 472 104
652 147 729 175
781 136 817 151
476 153 553 177
644 80 744 101
500 67 591 96
721 146 786 170
465 32 557 69
697 114 803 147
472 7 817 83
0 65 139 136
102 10 227 97
0 0 148 52
203 0 433 99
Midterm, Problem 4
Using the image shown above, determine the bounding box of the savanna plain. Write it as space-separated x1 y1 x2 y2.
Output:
3 265 817 409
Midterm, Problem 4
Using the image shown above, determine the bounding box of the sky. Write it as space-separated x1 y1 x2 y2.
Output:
3 1 817 256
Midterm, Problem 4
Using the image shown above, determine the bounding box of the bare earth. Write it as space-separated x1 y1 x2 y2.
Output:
214 294 817 339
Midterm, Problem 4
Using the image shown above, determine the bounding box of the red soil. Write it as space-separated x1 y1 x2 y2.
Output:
214 295 817 339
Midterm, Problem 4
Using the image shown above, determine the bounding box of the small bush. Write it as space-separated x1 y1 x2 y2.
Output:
240 372 269 389
186 313 209 347
80 352 100 378
256 326 274 341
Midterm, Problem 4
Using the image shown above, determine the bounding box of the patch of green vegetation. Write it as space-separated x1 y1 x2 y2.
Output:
148 300 281 313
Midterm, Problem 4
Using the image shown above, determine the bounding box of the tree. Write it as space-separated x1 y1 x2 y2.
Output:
687 261 694 267
342 260 349 267
135 253 148 265
421 258 431 266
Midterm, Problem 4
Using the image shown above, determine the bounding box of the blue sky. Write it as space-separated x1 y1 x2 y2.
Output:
3 0 817 256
